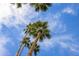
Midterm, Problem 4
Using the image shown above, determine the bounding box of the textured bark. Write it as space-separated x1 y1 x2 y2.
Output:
16 44 22 56
16 34 28 56
27 38 38 56
16 44 25 56
27 32 41 56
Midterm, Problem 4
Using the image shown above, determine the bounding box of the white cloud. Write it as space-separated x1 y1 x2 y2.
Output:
0 3 38 30
0 3 39 55
0 35 11 55
40 34 73 50
59 40 79 53
39 12 67 51
39 10 79 53
69 44 79 52
41 33 79 53
0 3 12 18
62 7 75 15
47 12 66 34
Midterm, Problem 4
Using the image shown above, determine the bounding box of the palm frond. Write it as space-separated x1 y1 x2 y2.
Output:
30 3 52 11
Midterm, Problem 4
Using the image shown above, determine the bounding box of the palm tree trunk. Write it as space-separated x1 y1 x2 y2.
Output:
16 34 28 56
16 44 25 56
18 44 25 56
27 32 41 56
16 44 22 56
27 38 38 56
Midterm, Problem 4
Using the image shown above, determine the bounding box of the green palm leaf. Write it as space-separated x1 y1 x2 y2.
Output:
30 3 52 11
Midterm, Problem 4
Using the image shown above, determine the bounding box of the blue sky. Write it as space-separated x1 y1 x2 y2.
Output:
0 3 79 56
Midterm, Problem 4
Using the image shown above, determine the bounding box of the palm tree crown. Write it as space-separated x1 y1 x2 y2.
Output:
25 21 51 41
30 3 52 11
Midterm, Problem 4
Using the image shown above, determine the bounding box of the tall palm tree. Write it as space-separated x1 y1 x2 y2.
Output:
16 35 30 56
11 3 51 56
29 43 40 56
25 21 51 56
33 44 40 56
30 3 52 11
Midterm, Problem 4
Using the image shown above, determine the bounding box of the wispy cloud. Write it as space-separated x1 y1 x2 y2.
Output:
0 3 38 30
0 35 12 55
39 7 79 54
39 11 67 51
41 33 79 53
0 3 12 18
62 7 75 15
0 3 39 55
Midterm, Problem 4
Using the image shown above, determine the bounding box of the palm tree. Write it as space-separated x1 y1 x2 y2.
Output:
16 3 22 8
30 3 52 11
11 3 51 56
29 43 40 56
33 44 40 56
25 21 51 56
16 34 30 56
11 3 22 8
